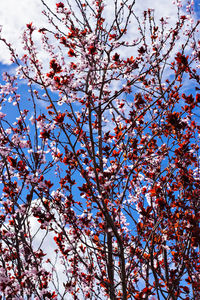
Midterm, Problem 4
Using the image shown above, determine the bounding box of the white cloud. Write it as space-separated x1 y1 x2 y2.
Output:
0 197 106 299
0 0 56 64
0 0 191 65
27 198 106 299
27 199 67 298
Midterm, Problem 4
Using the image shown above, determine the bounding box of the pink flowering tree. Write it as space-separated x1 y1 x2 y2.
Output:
0 0 200 299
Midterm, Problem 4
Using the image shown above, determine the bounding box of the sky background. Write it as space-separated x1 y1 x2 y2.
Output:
0 0 199 299
0 0 199 66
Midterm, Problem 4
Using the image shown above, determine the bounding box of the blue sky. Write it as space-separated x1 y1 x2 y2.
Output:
0 1 199 299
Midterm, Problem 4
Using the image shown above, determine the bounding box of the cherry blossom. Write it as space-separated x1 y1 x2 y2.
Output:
0 0 199 299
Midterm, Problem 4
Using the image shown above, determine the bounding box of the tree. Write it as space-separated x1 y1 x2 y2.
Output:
0 0 199 299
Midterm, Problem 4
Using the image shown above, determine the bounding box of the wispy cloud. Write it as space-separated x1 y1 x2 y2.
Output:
0 0 193 65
